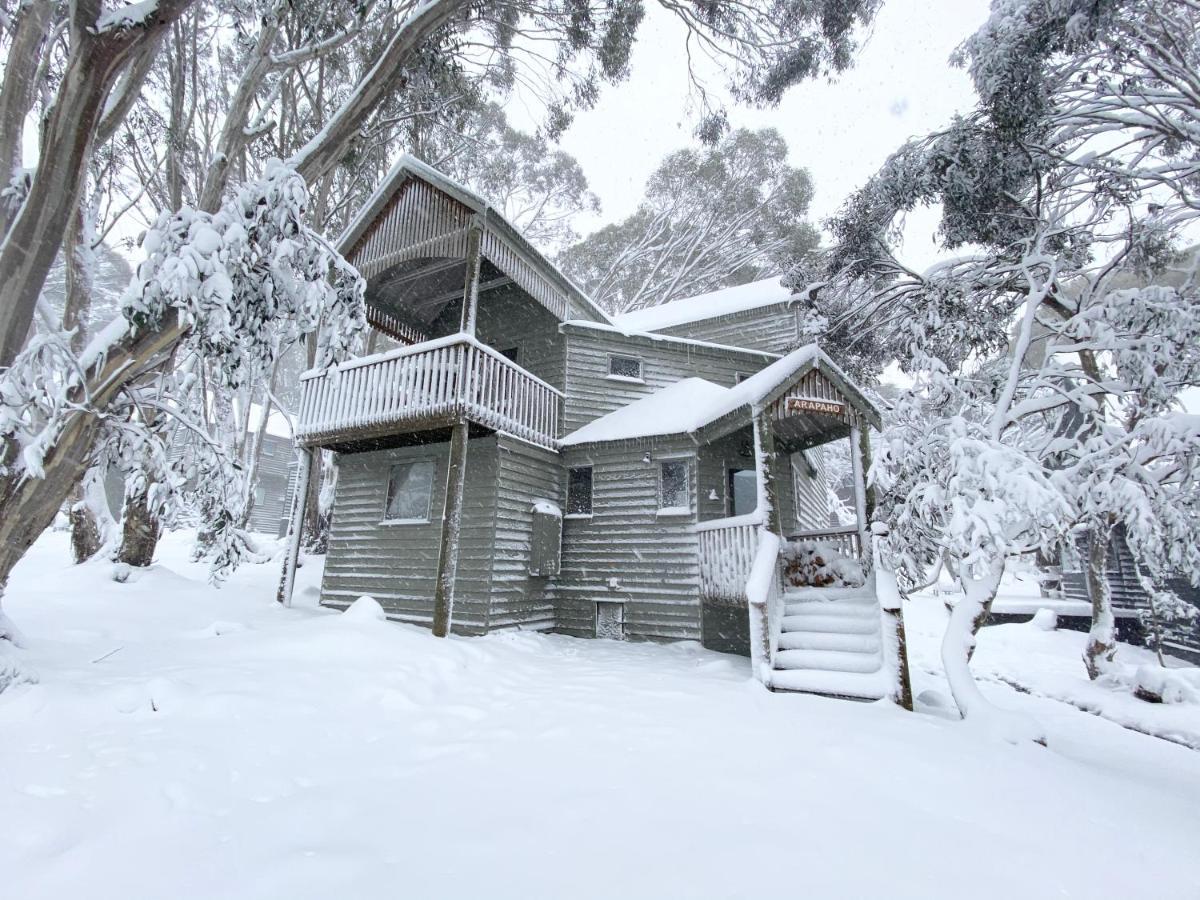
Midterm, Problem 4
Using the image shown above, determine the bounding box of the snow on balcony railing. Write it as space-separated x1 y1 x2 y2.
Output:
296 333 562 450
697 514 763 602
787 524 862 560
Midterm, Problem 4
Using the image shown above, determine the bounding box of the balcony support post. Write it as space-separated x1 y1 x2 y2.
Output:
459 220 482 337
432 417 469 637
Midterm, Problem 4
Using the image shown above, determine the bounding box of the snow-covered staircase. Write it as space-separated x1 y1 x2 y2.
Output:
769 585 889 700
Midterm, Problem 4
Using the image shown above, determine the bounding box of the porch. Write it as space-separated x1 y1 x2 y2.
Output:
295 333 562 451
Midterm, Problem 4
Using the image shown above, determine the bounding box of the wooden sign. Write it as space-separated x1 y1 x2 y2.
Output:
786 397 845 418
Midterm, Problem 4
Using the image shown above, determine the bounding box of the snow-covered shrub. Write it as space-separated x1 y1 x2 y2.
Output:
781 540 864 588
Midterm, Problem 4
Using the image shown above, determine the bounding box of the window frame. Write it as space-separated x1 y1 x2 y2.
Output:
380 458 436 525
657 458 691 516
606 353 644 383
565 465 594 518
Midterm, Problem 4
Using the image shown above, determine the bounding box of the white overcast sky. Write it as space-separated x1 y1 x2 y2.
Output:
517 0 995 269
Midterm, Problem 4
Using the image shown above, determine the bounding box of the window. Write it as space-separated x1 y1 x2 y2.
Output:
498 346 519 363
566 466 593 516
262 441 275 456
383 460 435 523
255 485 267 506
607 354 643 381
727 468 757 517
659 460 690 513
734 372 751 385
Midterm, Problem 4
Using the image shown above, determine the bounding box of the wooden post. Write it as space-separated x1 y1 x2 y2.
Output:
752 411 782 536
459 221 482 337
432 230 482 636
849 421 869 559
432 418 469 637
277 446 315 607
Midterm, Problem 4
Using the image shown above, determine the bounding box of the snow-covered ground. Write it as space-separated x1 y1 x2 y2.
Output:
2 531 1199 900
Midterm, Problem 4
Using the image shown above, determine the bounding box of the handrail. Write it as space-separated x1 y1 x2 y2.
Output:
698 519 761 600
746 530 783 686
296 334 561 449
301 331 564 398
787 524 862 559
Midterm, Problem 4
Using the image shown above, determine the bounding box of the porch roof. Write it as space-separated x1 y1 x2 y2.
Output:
560 344 882 447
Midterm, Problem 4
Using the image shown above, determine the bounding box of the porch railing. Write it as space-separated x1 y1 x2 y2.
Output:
787 524 862 559
697 514 762 601
296 333 562 450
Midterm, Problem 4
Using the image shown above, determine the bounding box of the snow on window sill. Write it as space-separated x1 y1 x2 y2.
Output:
605 374 645 384
564 513 593 520
656 506 692 518
379 517 431 526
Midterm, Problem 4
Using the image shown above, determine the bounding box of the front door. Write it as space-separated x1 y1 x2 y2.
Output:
728 468 757 517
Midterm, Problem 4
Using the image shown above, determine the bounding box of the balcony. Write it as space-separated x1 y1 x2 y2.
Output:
296 333 562 450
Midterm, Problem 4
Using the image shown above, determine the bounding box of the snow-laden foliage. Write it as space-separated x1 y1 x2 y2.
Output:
563 128 819 313
125 160 364 390
1 162 363 583
809 0 1200 710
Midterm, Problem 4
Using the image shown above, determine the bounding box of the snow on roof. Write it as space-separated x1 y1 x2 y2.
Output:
611 276 797 334
245 403 294 439
561 344 878 446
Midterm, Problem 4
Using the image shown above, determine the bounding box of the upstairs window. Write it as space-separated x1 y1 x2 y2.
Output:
566 466 593 516
659 460 690 514
383 460 435 523
607 354 643 381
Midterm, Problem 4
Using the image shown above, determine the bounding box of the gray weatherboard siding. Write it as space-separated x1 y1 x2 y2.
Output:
657 302 803 356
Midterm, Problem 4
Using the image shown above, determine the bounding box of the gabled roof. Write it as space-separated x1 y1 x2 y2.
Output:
561 344 882 447
338 154 611 325
610 276 799 334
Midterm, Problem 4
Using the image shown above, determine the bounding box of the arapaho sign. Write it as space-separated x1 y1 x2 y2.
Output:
785 396 846 418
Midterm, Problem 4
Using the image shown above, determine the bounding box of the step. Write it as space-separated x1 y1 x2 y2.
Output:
774 648 883 674
783 600 878 619
781 613 880 635
777 631 882 653
769 667 889 700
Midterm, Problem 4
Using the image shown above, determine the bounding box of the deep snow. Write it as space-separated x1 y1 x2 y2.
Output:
2 530 1199 900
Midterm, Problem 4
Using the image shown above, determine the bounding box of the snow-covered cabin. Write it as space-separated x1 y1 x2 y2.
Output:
291 156 908 701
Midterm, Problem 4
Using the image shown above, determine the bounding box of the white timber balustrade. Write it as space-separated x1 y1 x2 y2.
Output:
696 514 762 601
786 524 863 560
296 333 562 450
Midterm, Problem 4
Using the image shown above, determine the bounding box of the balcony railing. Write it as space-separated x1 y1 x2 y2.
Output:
296 333 562 450
787 524 862 560
697 514 763 601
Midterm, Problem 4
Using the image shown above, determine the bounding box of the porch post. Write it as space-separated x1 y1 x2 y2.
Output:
849 420 870 557
752 410 782 536
459 220 482 337
277 446 316 606
432 417 469 637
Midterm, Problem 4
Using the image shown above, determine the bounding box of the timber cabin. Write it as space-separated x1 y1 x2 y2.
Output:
289 156 910 702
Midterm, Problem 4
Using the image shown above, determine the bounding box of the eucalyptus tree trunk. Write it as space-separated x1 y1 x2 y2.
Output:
61 203 108 564
1083 521 1118 680
0 0 196 370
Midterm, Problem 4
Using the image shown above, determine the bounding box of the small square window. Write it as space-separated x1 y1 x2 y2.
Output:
734 372 751 384
608 355 643 380
566 466 593 516
659 460 690 512
498 346 519 363
383 460 435 522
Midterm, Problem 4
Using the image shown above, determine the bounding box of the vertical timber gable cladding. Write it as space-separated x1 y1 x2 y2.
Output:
557 438 702 642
